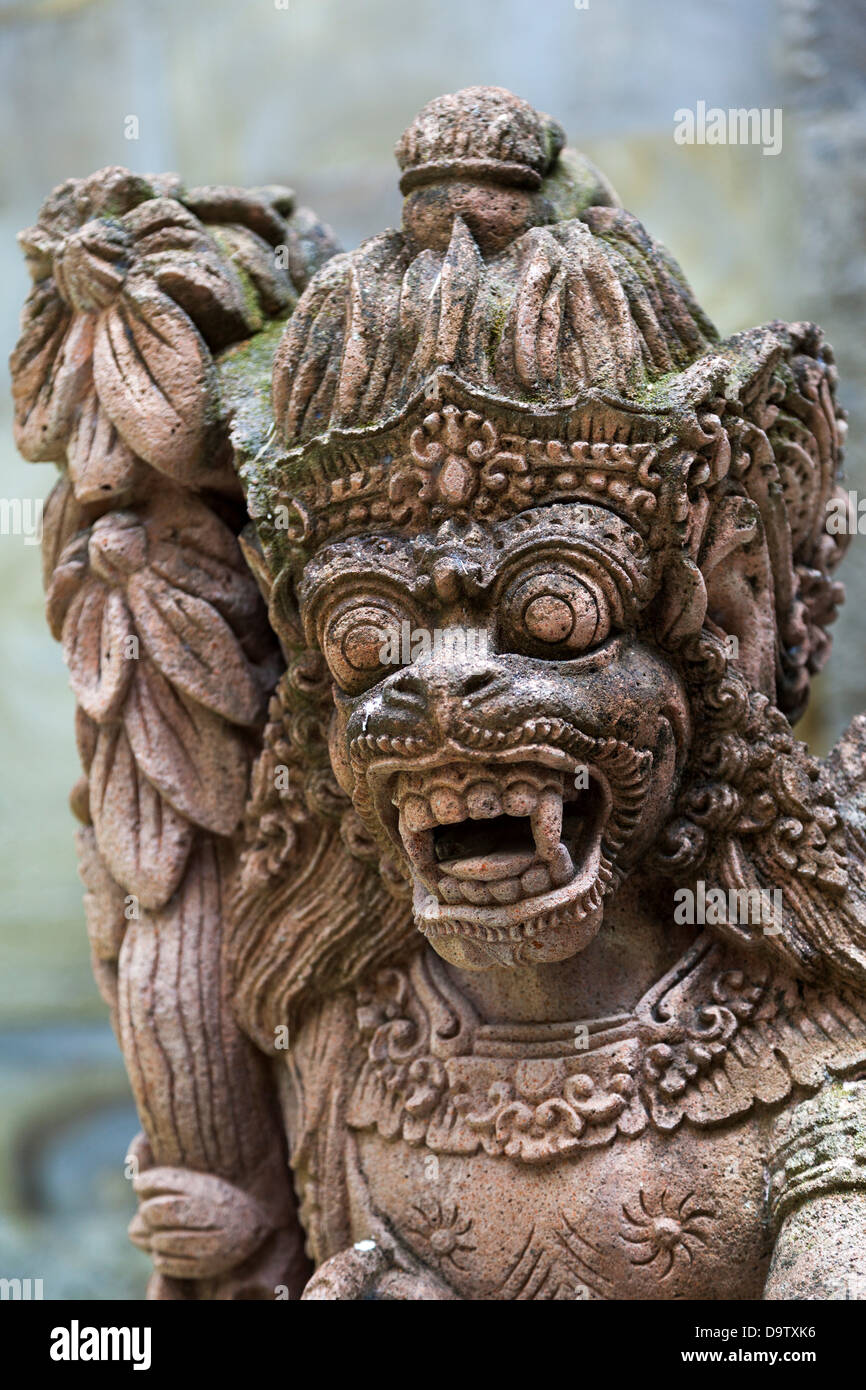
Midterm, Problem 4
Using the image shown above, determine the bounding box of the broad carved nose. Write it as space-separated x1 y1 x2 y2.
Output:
385 659 503 713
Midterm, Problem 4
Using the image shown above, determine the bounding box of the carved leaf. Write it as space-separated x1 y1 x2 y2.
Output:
208 224 294 318
123 659 249 836
127 569 265 727
12 304 93 462
75 704 98 773
182 184 293 246
45 530 91 640
63 580 135 723
93 280 216 479
123 197 265 346
435 215 481 366
513 235 559 388
153 250 260 348
89 722 194 908
67 386 142 503
77 825 129 963
41 475 87 593
147 510 277 669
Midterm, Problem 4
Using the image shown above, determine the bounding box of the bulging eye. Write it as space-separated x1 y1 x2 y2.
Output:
503 568 611 656
321 601 406 693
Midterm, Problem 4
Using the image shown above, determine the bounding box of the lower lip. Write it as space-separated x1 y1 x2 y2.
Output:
412 845 603 930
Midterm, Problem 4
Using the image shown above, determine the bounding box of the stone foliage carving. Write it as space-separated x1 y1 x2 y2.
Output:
11 86 866 1300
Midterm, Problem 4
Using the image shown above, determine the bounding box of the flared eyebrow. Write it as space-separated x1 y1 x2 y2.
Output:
299 507 647 616
299 535 418 597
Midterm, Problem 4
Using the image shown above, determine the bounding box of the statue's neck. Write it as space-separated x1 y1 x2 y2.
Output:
442 875 697 1024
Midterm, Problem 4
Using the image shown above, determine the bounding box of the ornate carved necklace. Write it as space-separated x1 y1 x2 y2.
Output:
348 936 866 1164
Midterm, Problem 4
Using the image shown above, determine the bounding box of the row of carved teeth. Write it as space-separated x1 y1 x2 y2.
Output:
452 717 577 751
349 718 647 782
349 726 651 914
419 872 612 941
350 734 434 763
444 723 653 866
394 763 565 836
437 845 576 906
399 772 574 908
449 717 649 779
394 755 614 909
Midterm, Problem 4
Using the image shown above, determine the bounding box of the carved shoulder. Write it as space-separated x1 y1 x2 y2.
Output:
825 713 866 842
765 1080 866 1299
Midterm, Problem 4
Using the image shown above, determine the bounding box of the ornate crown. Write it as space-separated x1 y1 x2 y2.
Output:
246 368 703 563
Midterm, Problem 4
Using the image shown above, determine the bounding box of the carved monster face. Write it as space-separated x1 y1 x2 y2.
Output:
299 502 692 970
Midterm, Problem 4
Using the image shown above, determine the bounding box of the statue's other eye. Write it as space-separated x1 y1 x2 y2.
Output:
321 601 407 693
502 568 611 656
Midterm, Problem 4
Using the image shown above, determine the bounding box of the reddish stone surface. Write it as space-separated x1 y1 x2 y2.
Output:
11 88 866 1300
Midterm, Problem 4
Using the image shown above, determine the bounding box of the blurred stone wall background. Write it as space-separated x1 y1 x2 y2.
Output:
0 0 863 1299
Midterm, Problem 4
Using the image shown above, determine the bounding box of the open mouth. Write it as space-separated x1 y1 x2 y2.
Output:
389 759 611 936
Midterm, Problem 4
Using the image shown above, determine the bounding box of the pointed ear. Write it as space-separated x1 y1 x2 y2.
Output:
238 522 272 603
238 523 306 652
654 554 706 647
698 493 776 698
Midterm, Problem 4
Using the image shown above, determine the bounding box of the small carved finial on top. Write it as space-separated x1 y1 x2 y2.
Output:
395 85 565 194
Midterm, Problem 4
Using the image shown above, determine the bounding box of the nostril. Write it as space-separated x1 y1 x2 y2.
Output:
389 670 427 702
460 668 498 697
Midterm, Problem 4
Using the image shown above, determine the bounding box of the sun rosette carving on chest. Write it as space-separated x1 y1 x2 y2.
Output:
619 1186 717 1279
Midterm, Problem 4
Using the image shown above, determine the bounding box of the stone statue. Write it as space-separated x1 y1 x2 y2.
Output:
11 86 866 1301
